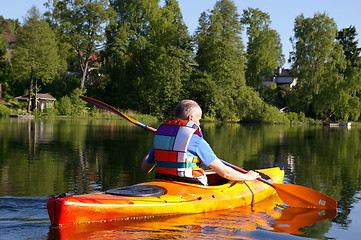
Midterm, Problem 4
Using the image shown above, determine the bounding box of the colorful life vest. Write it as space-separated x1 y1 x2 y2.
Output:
153 119 205 178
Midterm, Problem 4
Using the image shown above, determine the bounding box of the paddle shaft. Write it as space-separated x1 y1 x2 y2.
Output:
79 96 338 209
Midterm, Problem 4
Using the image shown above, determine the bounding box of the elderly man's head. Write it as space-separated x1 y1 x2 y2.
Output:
174 100 202 125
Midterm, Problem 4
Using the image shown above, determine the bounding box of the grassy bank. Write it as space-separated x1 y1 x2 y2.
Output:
0 100 158 124
2 99 352 126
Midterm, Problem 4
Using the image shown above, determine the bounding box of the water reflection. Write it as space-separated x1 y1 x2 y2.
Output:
1 119 361 239
273 207 336 235
0 118 155 197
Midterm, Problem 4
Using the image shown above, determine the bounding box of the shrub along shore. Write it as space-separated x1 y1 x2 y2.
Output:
1 97 331 125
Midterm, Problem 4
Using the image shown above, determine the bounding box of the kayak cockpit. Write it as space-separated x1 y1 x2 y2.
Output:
105 171 229 198
205 171 230 186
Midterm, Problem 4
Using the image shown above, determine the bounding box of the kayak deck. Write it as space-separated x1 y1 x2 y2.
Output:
47 167 284 225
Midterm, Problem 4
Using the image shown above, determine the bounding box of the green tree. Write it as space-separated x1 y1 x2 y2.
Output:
241 8 284 90
195 0 246 120
0 36 7 99
56 88 87 116
289 13 347 120
104 0 160 109
336 26 361 121
337 26 361 69
0 17 20 99
12 7 61 112
143 0 193 117
0 37 6 62
47 0 115 89
105 0 193 118
0 16 21 35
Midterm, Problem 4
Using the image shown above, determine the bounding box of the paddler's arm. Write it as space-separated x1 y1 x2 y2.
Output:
141 148 156 173
208 158 260 181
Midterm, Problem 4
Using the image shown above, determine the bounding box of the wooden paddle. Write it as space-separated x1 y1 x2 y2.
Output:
79 95 338 209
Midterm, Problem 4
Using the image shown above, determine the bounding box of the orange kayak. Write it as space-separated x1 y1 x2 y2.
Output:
47 167 284 226
49 193 337 239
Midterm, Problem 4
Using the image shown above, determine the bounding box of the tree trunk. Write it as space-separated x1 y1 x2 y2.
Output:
80 59 89 89
28 67 34 113
34 78 38 111
0 83 2 99
28 79 33 113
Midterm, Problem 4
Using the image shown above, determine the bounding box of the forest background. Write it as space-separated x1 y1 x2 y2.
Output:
0 0 361 124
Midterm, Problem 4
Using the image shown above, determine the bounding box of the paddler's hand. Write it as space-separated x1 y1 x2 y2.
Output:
243 170 260 181
209 158 262 182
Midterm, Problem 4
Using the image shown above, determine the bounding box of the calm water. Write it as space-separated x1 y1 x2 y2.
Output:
0 118 361 239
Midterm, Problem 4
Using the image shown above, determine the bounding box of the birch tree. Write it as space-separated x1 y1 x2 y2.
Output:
12 7 61 112
289 13 347 120
48 0 114 89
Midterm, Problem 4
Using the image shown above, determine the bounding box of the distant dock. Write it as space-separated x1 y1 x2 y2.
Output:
10 114 35 119
328 122 351 128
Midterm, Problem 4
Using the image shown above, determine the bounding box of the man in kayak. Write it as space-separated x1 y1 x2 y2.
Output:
142 99 260 185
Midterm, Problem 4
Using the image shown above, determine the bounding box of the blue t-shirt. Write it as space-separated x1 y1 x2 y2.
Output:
146 135 217 167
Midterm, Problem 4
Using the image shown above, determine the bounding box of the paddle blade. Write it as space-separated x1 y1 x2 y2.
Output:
79 96 157 132
221 159 338 209
272 183 338 209
79 96 138 123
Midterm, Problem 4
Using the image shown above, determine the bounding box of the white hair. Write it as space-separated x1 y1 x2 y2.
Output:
174 100 201 119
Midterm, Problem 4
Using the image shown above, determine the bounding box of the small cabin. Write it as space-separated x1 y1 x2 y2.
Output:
16 93 56 112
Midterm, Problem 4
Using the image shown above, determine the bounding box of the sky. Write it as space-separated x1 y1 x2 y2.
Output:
1 0 361 68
